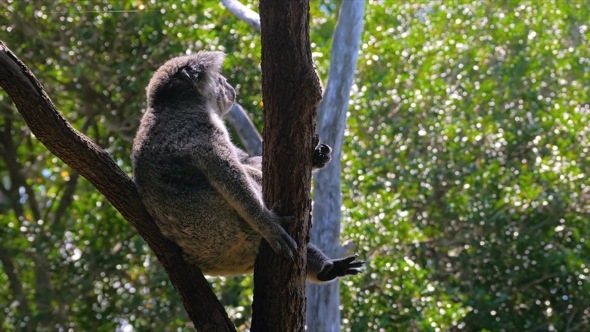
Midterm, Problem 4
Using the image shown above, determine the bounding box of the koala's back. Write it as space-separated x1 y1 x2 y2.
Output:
133 108 261 275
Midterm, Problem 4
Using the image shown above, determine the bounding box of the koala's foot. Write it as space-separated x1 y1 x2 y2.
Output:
312 135 332 169
316 254 365 282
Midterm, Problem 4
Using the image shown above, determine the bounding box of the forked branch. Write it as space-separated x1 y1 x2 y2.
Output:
0 40 235 332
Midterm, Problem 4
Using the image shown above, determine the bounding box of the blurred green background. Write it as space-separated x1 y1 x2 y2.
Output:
1 0 589 330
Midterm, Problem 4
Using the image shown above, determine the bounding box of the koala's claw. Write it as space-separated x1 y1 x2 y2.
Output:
264 200 297 259
267 226 297 260
316 254 365 282
312 143 332 169
270 201 296 228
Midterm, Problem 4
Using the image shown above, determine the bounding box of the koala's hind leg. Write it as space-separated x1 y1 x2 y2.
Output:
306 243 364 283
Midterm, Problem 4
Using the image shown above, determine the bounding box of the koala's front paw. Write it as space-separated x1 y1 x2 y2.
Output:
261 205 297 260
316 254 365 282
312 143 332 169
267 222 297 260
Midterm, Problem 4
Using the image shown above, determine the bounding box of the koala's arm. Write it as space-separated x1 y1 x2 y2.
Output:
193 140 296 259
243 155 262 168
243 157 262 184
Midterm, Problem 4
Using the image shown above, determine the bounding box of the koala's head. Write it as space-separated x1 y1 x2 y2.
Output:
146 51 236 116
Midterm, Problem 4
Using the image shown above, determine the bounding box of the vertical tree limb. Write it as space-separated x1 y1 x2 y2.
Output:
251 0 322 330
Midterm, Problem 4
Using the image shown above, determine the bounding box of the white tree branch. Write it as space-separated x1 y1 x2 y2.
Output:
307 1 366 331
220 0 261 32
226 103 262 156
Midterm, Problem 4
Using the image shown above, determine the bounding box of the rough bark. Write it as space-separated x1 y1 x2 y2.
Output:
0 41 235 332
306 1 366 331
250 0 322 331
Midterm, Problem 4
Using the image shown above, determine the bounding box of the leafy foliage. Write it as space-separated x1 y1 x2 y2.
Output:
342 1 590 330
0 0 589 331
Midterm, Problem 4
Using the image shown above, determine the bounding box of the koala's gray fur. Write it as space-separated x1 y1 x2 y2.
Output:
132 51 363 282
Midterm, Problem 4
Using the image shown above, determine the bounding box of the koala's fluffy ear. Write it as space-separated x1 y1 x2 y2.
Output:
178 51 226 81
147 51 226 105
195 51 225 73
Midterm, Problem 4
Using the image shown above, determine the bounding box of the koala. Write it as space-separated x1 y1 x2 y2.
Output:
132 51 363 282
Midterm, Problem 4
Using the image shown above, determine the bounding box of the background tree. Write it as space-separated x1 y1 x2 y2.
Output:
343 2 590 330
306 1 365 331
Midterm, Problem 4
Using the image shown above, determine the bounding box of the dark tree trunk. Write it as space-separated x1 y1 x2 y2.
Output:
0 41 235 332
251 0 322 331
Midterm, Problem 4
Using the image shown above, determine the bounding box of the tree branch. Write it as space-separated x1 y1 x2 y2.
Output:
220 0 261 32
45 117 94 228
0 40 235 331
